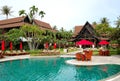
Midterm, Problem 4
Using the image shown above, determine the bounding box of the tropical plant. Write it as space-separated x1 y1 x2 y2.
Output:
92 21 97 25
21 24 45 50
115 16 120 28
56 28 73 48
19 5 45 21
95 17 112 37
29 5 38 19
0 5 13 19
52 25 57 30
19 10 27 16
5 28 24 45
39 11 45 19
100 17 109 26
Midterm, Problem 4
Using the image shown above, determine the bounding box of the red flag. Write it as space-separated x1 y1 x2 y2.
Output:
45 42 48 49
54 43 56 49
20 42 23 51
10 42 13 50
1 40 5 51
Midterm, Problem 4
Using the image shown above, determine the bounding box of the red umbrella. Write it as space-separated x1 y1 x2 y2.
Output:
10 42 13 50
20 42 23 51
76 41 79 46
99 40 109 45
87 41 93 45
54 43 57 49
76 39 93 45
1 40 5 51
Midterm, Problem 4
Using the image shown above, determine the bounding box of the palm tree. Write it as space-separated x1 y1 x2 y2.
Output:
115 16 120 28
53 25 57 30
0 5 13 19
19 10 27 16
100 17 109 25
92 21 97 25
39 11 45 19
29 5 38 19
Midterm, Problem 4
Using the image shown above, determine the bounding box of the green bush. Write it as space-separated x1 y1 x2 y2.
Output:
117 48 120 54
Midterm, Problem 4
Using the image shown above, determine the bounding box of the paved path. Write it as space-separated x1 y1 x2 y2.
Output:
0 55 30 62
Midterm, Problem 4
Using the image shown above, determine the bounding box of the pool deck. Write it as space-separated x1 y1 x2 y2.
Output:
0 52 120 81
0 55 30 62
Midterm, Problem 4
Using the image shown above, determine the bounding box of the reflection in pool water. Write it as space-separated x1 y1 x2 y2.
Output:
0 58 120 81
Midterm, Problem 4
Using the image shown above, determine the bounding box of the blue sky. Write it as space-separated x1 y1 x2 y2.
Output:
0 0 120 31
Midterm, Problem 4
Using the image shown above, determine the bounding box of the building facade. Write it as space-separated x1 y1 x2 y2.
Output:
0 16 54 33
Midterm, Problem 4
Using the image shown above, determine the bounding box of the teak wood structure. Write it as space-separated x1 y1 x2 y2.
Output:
0 16 55 33
73 21 99 46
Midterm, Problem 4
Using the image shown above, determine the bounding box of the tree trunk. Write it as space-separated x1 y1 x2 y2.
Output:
36 42 40 49
27 42 32 50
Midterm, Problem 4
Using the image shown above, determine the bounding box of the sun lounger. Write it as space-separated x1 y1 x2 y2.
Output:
99 50 110 56
5 50 29 56
75 52 85 61
0 50 4 58
84 50 93 61
5 50 17 56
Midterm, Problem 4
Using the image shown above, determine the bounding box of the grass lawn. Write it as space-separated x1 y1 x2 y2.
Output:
28 47 119 56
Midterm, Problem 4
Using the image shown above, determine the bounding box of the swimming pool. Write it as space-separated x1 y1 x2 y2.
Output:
0 57 120 81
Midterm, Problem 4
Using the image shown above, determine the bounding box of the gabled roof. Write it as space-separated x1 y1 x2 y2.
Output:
73 21 98 41
73 25 83 37
80 21 94 35
33 19 52 29
0 16 29 28
73 22 96 37
0 16 53 31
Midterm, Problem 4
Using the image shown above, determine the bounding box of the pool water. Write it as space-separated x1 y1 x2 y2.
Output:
0 58 120 81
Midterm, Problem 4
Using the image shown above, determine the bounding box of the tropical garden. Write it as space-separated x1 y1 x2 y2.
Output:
0 5 120 55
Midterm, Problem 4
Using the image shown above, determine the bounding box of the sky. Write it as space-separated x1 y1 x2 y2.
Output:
0 0 120 31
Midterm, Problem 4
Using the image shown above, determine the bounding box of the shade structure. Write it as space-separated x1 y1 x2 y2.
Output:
20 42 23 51
76 39 93 45
1 40 5 51
54 43 57 49
10 42 13 50
99 40 109 45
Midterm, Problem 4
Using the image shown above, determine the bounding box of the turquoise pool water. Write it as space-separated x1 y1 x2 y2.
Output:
0 58 120 81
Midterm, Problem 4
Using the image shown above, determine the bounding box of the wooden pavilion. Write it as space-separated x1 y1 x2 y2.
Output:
73 21 99 46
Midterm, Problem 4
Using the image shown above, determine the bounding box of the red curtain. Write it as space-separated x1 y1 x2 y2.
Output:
1 40 5 51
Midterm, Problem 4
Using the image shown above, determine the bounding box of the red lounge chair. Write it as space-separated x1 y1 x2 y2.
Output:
99 50 103 56
0 51 4 58
105 50 110 56
75 52 85 61
85 50 93 61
